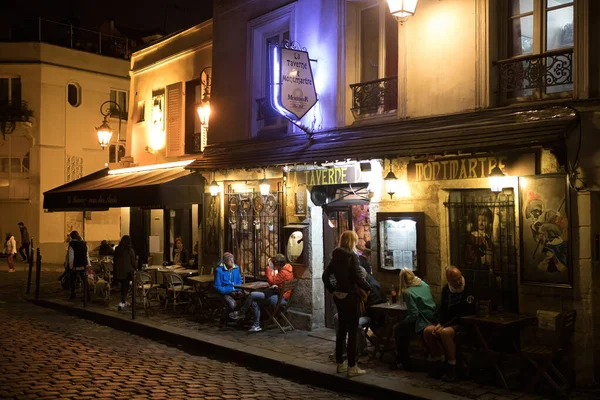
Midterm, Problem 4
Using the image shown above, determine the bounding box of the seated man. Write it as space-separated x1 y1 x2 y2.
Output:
422 266 475 382
230 253 294 332
214 252 243 326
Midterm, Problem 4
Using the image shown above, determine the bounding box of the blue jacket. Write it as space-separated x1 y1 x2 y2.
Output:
214 262 242 295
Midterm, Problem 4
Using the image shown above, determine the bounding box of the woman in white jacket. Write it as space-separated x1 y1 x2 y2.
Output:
4 232 17 272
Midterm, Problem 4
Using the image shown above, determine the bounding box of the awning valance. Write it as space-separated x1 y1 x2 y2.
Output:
187 105 576 171
43 165 204 211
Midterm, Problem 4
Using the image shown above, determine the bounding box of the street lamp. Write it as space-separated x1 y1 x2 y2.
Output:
209 172 220 197
259 168 270 196
386 0 419 18
96 101 122 161
384 159 399 199
196 66 212 152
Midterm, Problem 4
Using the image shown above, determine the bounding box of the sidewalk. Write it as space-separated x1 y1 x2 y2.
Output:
27 281 598 400
0 261 65 273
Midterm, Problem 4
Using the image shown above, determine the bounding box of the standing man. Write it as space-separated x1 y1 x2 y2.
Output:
67 231 91 300
17 222 30 263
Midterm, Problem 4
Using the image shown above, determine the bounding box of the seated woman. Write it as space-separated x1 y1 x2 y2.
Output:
229 253 293 332
172 237 188 268
394 268 437 371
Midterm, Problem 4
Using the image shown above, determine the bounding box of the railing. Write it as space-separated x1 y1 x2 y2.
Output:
0 101 34 136
496 48 573 99
0 18 131 60
350 76 398 119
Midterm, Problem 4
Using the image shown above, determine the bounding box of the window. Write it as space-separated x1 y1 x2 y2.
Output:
0 77 21 104
109 145 125 163
249 3 295 137
185 79 203 154
359 3 398 83
67 83 81 107
500 0 574 98
137 101 145 123
110 89 127 118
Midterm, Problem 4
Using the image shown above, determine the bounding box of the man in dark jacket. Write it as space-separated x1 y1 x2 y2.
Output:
17 222 30 262
423 266 475 381
67 231 91 300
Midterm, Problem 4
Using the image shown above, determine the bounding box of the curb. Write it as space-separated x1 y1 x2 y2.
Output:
30 298 465 400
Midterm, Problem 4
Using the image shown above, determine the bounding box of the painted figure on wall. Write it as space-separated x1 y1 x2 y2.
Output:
465 207 494 269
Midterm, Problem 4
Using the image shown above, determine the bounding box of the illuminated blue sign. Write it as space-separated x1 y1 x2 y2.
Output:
269 42 318 121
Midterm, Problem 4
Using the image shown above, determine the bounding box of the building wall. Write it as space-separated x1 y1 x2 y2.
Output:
0 42 129 263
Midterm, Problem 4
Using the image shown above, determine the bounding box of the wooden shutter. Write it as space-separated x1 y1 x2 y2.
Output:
166 82 183 157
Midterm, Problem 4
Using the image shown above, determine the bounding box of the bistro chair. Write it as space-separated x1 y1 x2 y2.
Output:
521 310 576 397
266 279 298 334
163 271 194 312
133 271 161 316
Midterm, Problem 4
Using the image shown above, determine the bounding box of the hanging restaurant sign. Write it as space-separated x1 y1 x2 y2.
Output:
269 41 318 121
290 164 371 187
406 152 536 182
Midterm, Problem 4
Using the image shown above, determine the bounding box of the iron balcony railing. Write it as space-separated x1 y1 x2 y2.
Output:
350 76 398 119
496 48 573 99
0 18 131 60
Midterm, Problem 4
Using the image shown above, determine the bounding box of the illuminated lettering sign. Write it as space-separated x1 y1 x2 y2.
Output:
406 153 536 182
269 43 318 121
290 165 371 186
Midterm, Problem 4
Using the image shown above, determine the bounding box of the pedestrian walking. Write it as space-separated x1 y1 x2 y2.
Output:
67 231 91 300
113 235 137 310
4 233 17 272
17 222 30 263
322 230 371 378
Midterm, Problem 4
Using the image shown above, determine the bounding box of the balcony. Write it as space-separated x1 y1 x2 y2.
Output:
497 48 573 102
350 76 398 119
0 101 34 137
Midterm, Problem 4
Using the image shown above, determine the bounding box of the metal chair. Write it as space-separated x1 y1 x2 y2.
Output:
522 310 576 397
133 271 161 316
265 279 297 334
163 271 194 312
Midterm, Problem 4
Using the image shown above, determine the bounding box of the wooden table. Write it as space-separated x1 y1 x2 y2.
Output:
368 302 408 359
462 313 537 389
187 275 214 284
235 281 270 291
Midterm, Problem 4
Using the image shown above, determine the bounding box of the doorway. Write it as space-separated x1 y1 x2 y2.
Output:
322 201 371 328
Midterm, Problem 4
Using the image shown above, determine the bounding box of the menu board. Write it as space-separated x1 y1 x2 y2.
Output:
377 213 424 271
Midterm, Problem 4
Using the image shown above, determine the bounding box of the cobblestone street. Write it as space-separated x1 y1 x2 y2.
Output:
0 270 365 400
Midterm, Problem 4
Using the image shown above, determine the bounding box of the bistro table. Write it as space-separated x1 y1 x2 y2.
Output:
235 281 270 291
462 313 537 389
368 302 408 359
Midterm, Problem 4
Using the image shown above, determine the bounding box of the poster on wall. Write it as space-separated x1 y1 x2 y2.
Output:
519 174 572 288
203 193 220 258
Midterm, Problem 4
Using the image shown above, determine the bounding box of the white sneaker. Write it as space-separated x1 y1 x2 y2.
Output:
117 302 126 310
337 361 348 373
347 365 367 378
229 311 241 320
248 325 262 332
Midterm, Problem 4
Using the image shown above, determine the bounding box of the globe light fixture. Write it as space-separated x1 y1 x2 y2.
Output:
489 165 506 193
386 0 419 18
209 178 220 197
96 117 113 149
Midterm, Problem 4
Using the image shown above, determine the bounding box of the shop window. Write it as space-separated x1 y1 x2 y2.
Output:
498 0 574 100
0 76 21 104
67 83 81 107
445 189 518 313
248 3 295 138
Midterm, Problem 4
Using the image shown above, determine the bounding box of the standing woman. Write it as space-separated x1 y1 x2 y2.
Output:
322 230 371 377
113 235 137 310
4 233 17 272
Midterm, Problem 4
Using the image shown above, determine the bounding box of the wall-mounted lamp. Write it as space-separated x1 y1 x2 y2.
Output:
489 166 506 193
195 66 212 152
96 117 113 149
96 101 122 159
259 168 270 196
386 0 419 18
384 159 399 199
209 172 220 197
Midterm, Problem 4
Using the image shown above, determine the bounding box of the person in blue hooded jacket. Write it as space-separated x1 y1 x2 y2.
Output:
214 252 243 326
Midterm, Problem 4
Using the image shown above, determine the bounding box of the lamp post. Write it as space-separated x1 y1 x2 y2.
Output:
196 66 212 152
96 100 122 162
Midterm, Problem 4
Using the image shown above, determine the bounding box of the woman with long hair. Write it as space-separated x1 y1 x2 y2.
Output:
395 268 437 370
113 235 137 310
322 230 371 377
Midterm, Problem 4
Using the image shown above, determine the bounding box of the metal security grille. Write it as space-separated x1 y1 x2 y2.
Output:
225 184 283 280
445 190 518 312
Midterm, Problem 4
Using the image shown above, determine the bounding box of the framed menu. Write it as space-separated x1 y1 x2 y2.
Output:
377 212 425 271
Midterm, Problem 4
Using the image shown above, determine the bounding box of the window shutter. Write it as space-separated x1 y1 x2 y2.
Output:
166 82 183 157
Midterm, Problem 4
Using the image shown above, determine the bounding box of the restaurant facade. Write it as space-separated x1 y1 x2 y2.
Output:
199 0 600 385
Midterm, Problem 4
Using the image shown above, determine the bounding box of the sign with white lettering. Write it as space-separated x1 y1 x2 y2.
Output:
290 165 371 186
406 153 536 182
269 43 318 121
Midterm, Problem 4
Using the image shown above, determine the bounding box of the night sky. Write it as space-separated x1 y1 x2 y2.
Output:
0 0 213 35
